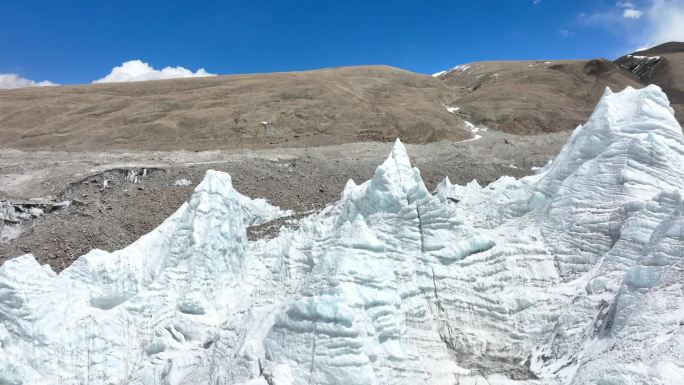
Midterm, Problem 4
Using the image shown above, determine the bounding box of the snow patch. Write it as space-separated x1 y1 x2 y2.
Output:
174 178 192 186
629 54 662 60
456 121 488 143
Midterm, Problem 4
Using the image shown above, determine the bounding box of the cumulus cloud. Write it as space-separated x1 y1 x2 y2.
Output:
94 60 216 83
623 8 643 18
0 74 57 90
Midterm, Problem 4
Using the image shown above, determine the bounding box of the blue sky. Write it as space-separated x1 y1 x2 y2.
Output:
1 0 682 86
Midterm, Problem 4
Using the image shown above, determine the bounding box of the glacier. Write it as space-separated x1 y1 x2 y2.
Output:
0 85 682 385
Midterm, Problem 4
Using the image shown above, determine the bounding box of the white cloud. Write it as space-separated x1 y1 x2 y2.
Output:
623 8 643 18
94 60 216 83
558 29 573 37
640 0 684 47
578 0 683 51
0 74 57 90
533 0 542 5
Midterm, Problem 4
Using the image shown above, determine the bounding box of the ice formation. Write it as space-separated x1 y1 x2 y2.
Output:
0 85 682 384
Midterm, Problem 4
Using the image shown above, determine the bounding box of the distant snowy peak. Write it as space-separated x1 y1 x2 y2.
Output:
0 86 683 385
432 64 471 78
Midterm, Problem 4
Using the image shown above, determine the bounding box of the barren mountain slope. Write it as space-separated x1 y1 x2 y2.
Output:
0 129 567 271
0 66 470 151
434 59 643 134
615 41 684 120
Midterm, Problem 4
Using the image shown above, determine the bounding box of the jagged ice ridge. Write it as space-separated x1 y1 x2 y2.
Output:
0 85 682 385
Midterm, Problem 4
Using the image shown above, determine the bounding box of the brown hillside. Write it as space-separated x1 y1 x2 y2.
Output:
0 66 470 151
435 59 643 134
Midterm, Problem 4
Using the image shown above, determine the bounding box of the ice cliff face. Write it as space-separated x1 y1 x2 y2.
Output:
0 85 682 385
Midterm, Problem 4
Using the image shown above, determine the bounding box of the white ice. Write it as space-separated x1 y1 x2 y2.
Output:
0 85 682 385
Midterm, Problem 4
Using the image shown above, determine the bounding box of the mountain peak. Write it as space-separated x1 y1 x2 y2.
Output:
635 41 684 56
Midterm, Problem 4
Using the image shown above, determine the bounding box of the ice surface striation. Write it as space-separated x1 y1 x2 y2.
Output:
0 85 682 384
